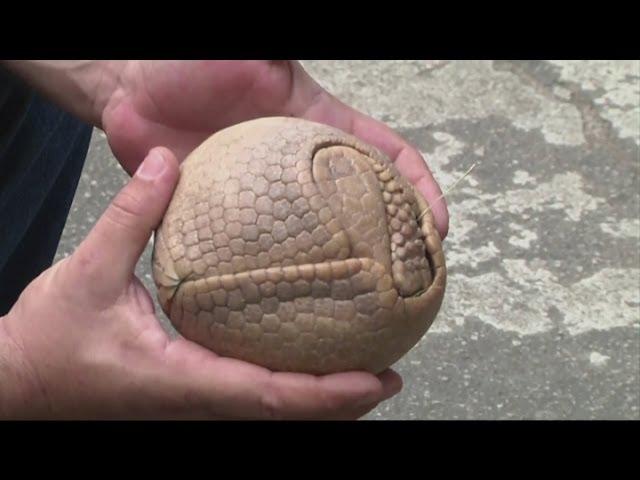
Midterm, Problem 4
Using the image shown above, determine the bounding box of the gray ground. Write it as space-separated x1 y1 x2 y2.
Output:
54 60 640 420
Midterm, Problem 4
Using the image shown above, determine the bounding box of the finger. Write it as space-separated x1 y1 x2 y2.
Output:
377 368 404 401
310 96 448 239
286 64 449 238
263 370 386 420
327 369 404 420
351 118 449 239
162 338 389 420
71 147 180 289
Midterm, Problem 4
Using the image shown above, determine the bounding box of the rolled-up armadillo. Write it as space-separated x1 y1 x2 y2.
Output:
152 117 446 374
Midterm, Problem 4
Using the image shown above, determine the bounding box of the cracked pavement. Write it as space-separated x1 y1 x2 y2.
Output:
54 61 640 420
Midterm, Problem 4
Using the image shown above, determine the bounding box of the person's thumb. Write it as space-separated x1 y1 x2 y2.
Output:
71 147 180 290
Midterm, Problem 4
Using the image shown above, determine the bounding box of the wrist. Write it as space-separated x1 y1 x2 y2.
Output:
0 315 46 419
1 60 126 128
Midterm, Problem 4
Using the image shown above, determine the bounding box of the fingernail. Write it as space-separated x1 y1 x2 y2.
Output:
136 150 167 180
385 381 402 400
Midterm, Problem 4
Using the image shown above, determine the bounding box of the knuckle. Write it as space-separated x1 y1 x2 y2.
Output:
64 252 115 304
105 189 147 231
68 246 103 282
259 378 286 420
318 389 343 412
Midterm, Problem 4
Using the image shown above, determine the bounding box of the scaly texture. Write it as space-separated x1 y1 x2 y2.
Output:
152 117 446 374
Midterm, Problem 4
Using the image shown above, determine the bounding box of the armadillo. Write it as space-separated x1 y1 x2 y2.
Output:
152 117 446 374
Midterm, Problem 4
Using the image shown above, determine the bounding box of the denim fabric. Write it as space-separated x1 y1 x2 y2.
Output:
0 68 92 315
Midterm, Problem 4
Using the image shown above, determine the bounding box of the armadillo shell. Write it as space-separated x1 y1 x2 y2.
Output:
152 117 446 374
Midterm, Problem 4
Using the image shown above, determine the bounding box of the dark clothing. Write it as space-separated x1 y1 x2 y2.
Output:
0 67 92 315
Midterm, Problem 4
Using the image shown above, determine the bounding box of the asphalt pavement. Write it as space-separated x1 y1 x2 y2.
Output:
54 60 640 419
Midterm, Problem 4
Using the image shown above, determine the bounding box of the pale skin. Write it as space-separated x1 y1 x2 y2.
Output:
0 61 449 419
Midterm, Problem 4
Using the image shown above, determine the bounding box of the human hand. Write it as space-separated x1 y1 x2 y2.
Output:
1 60 449 237
99 61 449 238
0 147 402 420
